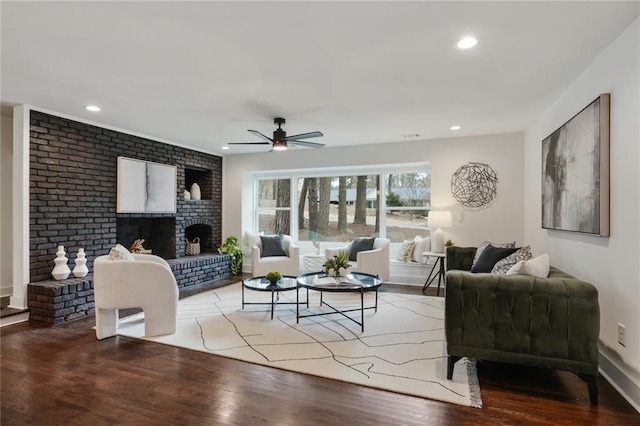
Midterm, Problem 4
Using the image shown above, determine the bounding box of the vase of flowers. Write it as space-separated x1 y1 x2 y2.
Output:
266 270 282 286
322 250 351 278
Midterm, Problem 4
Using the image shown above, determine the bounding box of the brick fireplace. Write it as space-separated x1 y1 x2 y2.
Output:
27 111 230 325
29 110 224 281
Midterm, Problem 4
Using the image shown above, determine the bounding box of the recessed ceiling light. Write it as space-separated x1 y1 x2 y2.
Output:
222 146 230 150
450 125 462 131
457 37 477 49
85 105 100 112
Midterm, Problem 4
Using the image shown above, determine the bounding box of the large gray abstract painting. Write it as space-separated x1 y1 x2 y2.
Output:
541 94 610 236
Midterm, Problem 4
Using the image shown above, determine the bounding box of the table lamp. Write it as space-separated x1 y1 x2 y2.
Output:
428 211 452 253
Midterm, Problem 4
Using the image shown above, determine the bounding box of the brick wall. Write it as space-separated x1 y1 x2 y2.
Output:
29 111 223 282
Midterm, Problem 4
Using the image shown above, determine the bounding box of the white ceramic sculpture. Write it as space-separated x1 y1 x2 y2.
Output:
184 189 191 200
190 183 201 200
73 248 89 278
52 245 71 280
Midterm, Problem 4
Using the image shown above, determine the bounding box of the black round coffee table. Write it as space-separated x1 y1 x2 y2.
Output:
296 272 383 331
242 276 308 319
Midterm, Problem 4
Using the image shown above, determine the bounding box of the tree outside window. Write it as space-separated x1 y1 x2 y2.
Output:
257 178 291 235
255 166 430 243
297 174 379 243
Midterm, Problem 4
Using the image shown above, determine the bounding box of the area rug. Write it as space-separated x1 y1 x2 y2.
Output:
117 282 482 408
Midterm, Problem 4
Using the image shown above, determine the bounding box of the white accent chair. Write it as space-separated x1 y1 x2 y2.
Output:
93 254 179 340
325 238 390 281
251 235 300 277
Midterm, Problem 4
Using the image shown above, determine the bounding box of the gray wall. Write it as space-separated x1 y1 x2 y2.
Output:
524 17 640 410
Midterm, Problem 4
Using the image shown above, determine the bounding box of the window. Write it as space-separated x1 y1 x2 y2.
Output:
251 163 430 243
297 175 379 243
384 172 431 242
256 178 291 234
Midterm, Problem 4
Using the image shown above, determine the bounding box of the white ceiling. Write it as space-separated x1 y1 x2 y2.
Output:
2 1 639 156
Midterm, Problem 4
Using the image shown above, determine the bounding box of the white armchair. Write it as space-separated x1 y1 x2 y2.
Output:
93 254 179 340
325 238 390 281
252 235 300 277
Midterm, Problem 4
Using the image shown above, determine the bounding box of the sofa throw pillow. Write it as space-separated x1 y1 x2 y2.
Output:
397 240 416 262
260 235 287 257
506 261 524 275
519 254 551 278
108 243 135 261
244 230 264 252
472 240 515 268
412 236 431 263
491 245 533 274
470 245 519 273
348 237 376 261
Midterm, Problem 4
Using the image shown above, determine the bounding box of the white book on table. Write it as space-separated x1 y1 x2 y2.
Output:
312 277 363 287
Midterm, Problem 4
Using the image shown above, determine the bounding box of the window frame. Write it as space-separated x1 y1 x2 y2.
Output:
248 162 431 242
255 177 296 235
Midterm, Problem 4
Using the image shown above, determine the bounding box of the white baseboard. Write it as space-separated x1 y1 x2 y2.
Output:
599 350 640 413
388 275 425 286
0 311 29 327
384 281 423 287
1 285 12 298
389 260 435 285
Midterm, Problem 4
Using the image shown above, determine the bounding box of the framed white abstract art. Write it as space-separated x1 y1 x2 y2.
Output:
117 157 177 213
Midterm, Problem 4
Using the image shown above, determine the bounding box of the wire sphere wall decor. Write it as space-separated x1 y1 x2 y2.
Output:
451 162 498 210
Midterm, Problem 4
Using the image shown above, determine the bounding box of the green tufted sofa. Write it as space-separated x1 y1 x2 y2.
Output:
444 246 600 405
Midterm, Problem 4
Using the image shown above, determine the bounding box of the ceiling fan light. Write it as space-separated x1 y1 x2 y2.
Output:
272 140 288 151
457 36 478 49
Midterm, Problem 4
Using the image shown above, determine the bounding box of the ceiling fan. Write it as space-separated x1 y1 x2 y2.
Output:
229 117 324 151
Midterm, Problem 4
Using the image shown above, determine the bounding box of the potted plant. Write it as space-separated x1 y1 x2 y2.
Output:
322 250 351 278
218 236 243 275
265 270 282 286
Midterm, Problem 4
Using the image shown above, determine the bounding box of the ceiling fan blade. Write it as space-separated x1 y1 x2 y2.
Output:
288 140 325 148
248 129 274 143
284 131 323 141
228 142 271 145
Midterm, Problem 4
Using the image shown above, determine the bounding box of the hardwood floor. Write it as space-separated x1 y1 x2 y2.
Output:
2 280 638 425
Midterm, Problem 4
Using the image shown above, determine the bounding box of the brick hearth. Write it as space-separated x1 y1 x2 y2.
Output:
28 254 233 326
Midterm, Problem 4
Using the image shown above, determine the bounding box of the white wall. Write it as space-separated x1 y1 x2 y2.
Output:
1 115 13 298
524 17 640 409
223 131 525 252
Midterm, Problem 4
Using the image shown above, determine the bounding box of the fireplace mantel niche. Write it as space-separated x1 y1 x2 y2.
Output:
185 224 213 254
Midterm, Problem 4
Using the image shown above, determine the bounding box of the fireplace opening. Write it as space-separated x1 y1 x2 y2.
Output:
185 224 214 254
116 217 176 259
